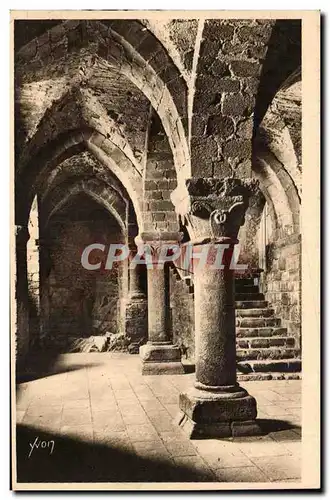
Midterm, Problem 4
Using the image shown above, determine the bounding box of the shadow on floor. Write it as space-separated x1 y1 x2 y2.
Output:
16 350 104 384
15 419 301 484
16 424 214 483
257 418 301 436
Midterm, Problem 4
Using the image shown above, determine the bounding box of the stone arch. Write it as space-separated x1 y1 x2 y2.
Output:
139 19 195 84
252 154 295 237
257 72 302 196
255 148 300 234
43 179 127 232
16 86 144 177
101 19 188 118
39 151 128 206
16 19 190 185
258 113 301 196
16 128 144 231
253 20 301 132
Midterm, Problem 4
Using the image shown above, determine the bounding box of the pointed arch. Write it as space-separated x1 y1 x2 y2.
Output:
16 128 144 232
44 178 127 231
16 19 190 184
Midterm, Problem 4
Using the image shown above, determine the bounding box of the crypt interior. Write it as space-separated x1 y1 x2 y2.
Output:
14 18 302 483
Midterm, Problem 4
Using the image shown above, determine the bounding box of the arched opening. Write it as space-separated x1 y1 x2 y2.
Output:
40 193 127 353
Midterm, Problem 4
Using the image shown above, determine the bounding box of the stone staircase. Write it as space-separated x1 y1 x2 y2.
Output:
170 264 301 381
235 277 301 380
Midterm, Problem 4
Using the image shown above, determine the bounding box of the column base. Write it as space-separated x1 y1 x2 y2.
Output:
177 386 261 439
139 343 185 375
141 361 185 375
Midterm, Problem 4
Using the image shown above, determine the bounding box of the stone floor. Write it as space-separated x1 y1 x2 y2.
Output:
15 353 301 485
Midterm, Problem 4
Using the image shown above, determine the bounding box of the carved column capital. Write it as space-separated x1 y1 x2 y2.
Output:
171 177 259 244
135 231 183 256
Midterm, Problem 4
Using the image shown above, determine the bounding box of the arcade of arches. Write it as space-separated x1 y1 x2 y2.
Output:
14 18 301 438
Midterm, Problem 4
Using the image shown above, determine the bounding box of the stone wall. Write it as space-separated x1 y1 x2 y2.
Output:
26 197 40 350
143 114 179 233
43 197 126 350
191 19 274 179
260 233 301 348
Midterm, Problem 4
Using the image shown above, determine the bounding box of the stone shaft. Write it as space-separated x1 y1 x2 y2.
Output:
147 264 170 344
128 249 146 299
194 246 236 388
172 178 260 437
137 233 184 374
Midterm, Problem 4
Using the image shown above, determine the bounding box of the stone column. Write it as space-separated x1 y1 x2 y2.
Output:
171 178 261 438
125 246 148 352
139 232 184 375
128 249 146 300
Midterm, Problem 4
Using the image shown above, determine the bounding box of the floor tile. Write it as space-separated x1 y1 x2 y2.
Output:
204 452 255 469
126 423 160 442
132 440 171 461
140 399 165 412
252 455 301 481
163 403 180 418
147 411 175 432
214 465 269 482
262 405 295 417
173 456 215 480
63 399 91 410
60 424 94 443
122 411 150 425
160 432 197 457
15 353 302 484
61 408 92 427
268 429 300 442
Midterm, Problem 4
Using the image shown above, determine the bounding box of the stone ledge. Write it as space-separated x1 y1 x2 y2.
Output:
140 343 182 362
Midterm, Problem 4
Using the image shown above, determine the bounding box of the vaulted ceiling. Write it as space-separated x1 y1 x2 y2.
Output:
14 18 301 236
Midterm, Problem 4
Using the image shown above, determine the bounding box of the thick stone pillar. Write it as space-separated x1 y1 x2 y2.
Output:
139 232 184 375
171 178 261 438
125 246 147 351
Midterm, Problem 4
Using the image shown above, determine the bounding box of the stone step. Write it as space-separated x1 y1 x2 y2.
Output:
237 347 299 361
235 300 268 309
235 285 259 294
236 308 274 318
237 358 301 373
236 337 295 349
237 372 302 381
236 317 281 328
235 293 265 301
235 278 255 286
236 327 288 338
